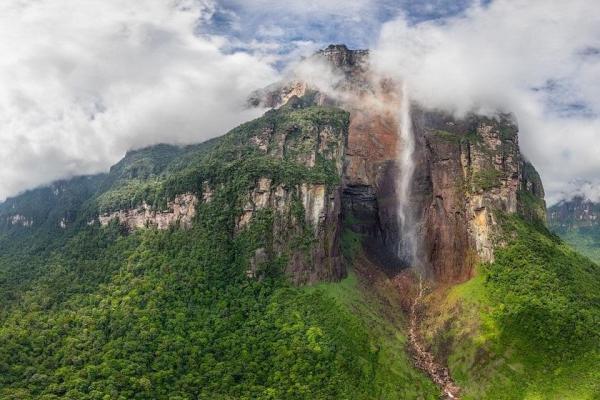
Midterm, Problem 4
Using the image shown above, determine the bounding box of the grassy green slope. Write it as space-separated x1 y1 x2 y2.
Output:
0 103 436 399
554 226 600 264
422 216 600 399
307 266 439 399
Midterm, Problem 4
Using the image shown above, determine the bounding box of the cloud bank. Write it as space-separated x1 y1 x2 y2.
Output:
1 0 598 206
558 180 600 204
373 0 600 205
0 0 277 201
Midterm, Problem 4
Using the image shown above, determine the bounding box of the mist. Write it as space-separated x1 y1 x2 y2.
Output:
0 0 279 201
1 0 598 206
372 0 600 205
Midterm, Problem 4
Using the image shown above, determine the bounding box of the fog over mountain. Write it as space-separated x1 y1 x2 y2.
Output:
0 3 599 399
0 0 276 200
1 0 599 204
556 180 600 204
373 1 600 205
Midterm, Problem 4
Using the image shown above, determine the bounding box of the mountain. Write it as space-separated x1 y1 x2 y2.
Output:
548 196 600 262
254 44 547 281
0 44 598 399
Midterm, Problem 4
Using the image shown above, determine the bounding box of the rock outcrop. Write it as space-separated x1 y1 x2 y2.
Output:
412 111 545 281
7 214 34 227
99 193 198 230
234 104 348 284
239 179 343 285
253 44 546 283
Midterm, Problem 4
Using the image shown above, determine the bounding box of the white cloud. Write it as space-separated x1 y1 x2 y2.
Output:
2 0 598 207
373 0 600 205
558 180 600 204
0 0 278 201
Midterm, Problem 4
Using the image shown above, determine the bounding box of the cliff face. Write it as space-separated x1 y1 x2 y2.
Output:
231 104 348 284
412 111 545 281
238 177 343 284
98 193 198 230
254 44 547 283
1 44 546 286
0 103 348 285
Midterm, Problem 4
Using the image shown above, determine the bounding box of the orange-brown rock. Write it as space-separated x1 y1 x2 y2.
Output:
251 44 546 284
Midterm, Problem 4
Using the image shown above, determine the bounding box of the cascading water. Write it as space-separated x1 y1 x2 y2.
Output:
396 83 419 270
397 85 461 398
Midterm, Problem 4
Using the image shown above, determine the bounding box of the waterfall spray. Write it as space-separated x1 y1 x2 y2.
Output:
397 83 419 270
397 84 460 398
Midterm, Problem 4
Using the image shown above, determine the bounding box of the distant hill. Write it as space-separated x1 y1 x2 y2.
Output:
548 196 600 262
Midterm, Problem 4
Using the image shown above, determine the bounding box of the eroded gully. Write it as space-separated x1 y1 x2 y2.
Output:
408 278 461 399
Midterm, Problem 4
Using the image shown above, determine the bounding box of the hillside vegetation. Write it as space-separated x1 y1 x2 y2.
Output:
0 104 436 399
421 216 600 399
551 226 600 264
1 100 598 399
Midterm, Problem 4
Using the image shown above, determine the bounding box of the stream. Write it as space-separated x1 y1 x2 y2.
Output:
396 83 461 398
408 278 461 399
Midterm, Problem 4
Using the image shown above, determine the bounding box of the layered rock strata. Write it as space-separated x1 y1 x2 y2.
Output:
99 193 198 230
254 44 546 283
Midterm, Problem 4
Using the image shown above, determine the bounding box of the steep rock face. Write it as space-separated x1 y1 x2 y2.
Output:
255 44 546 283
98 193 198 230
518 161 546 222
342 85 401 261
6 214 34 227
235 105 348 284
236 177 341 282
317 44 370 90
252 46 402 266
293 182 343 283
413 111 545 281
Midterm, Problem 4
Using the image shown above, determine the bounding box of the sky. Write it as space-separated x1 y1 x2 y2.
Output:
0 0 598 204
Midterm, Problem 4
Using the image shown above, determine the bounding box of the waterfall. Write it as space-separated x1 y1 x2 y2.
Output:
397 83 418 269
